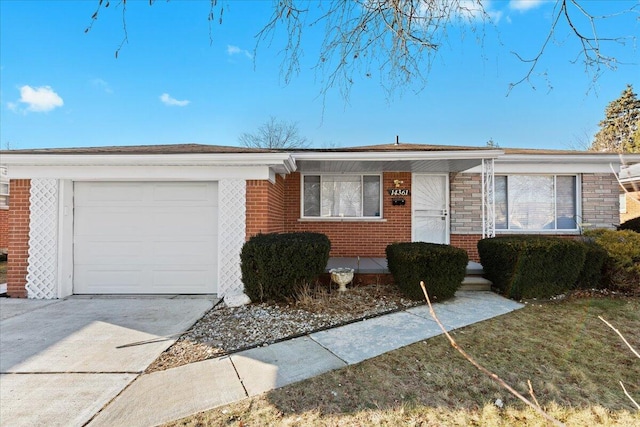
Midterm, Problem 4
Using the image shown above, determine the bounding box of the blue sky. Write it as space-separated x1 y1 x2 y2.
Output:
1 0 638 151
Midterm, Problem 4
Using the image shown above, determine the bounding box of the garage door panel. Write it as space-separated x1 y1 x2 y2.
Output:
153 240 216 260
76 183 146 204
76 241 216 265
75 211 150 236
75 269 143 288
74 182 218 294
152 270 214 287
74 241 145 263
76 209 217 236
153 183 218 204
157 218 217 235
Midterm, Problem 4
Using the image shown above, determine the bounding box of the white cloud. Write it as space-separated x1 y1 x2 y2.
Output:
227 45 253 60
160 93 190 107
13 85 64 113
442 1 502 24
509 0 547 12
91 78 113 94
489 9 503 24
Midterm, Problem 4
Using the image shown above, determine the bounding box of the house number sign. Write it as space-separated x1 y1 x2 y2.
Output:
388 188 411 196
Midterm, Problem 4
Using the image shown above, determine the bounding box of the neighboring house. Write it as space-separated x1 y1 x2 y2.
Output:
619 163 640 223
1 143 637 304
0 166 8 256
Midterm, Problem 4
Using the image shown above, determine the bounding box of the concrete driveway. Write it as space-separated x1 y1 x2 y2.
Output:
0 296 214 427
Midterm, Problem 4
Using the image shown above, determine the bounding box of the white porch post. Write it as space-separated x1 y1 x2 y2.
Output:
481 159 496 238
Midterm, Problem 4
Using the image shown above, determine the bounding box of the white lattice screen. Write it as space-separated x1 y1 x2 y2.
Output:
218 179 249 306
26 179 59 299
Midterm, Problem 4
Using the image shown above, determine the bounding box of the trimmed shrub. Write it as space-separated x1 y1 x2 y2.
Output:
478 235 587 300
574 238 608 289
241 232 331 302
583 229 640 293
618 216 640 233
386 242 468 302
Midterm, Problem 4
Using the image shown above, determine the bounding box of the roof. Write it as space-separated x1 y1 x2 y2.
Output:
2 142 637 175
1 142 634 156
620 163 640 181
0 144 276 155
292 143 494 152
502 147 616 155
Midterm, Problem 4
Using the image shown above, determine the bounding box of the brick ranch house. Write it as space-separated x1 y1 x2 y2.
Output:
1 143 638 305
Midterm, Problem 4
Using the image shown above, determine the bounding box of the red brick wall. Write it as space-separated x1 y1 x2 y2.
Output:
282 172 412 257
7 180 30 298
450 234 482 262
246 174 285 238
0 209 7 253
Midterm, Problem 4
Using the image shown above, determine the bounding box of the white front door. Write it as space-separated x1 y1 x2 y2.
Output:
412 174 449 244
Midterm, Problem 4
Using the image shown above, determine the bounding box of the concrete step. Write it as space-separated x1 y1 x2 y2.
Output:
465 261 485 276
460 275 492 291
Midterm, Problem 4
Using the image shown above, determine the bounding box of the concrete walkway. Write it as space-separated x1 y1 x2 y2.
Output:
88 291 523 427
0 296 214 427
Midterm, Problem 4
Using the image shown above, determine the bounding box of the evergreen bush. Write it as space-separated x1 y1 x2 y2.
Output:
241 232 331 302
583 229 640 293
574 238 608 289
618 216 640 233
386 242 467 302
478 235 586 300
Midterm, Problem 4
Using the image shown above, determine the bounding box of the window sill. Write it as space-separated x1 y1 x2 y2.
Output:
299 217 387 223
495 229 581 235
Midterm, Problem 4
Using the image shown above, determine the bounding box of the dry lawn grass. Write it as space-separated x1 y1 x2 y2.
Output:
165 296 640 426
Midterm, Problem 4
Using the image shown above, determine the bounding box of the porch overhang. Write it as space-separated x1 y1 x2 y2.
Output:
0 152 297 183
292 150 503 173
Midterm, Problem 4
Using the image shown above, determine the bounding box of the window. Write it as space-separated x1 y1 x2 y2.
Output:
495 175 578 231
302 174 381 218
0 167 8 210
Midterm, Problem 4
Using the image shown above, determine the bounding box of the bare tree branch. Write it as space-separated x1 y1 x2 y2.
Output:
620 381 640 410
599 316 640 359
527 379 542 409
599 316 640 410
207 0 225 46
115 0 128 59
253 1 492 101
85 0 129 58
239 116 309 149
419 281 566 427
509 0 639 94
86 1 639 98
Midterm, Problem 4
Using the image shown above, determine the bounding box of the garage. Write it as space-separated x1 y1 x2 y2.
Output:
73 181 218 294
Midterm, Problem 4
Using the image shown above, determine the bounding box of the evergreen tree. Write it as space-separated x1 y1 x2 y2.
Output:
591 84 640 153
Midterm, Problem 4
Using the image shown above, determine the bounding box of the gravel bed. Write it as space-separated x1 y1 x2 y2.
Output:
147 284 421 373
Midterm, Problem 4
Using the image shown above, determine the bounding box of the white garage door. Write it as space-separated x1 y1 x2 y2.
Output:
74 182 218 294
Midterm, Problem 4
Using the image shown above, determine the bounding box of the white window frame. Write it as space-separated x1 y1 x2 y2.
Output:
300 173 383 220
495 174 581 232
620 194 627 214
0 167 9 210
